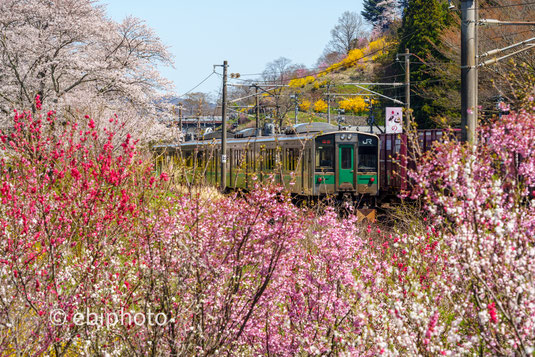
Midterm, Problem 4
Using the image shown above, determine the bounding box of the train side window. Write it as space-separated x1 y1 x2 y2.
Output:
264 148 275 170
240 150 246 167
266 149 271 170
259 146 265 170
235 150 242 167
197 151 205 166
286 148 297 171
185 150 193 166
246 148 252 169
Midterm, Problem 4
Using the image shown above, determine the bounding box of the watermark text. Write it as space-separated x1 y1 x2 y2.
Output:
49 308 169 328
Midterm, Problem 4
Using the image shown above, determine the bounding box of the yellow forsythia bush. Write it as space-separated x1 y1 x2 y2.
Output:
338 97 368 113
289 76 315 88
313 99 328 113
324 37 388 73
299 99 311 112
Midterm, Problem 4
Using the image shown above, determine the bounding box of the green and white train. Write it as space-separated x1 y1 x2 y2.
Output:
154 123 380 203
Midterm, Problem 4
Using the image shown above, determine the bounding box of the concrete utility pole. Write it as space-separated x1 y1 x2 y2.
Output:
221 60 228 190
292 94 299 124
404 48 411 129
461 0 478 143
394 49 411 130
255 85 260 135
197 97 202 134
367 99 374 133
327 83 332 124
178 103 183 133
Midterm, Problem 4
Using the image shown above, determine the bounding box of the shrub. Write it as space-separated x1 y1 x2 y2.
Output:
2 101 534 356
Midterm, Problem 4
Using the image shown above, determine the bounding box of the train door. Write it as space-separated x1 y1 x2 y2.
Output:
338 144 354 189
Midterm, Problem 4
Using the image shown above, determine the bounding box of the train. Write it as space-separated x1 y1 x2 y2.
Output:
153 122 457 214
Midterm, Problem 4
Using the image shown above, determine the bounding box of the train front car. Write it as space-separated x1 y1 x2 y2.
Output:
313 131 379 202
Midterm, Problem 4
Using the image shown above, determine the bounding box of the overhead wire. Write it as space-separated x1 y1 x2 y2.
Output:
224 27 428 99
479 28 535 44
225 27 447 107
478 1 535 10
177 70 217 98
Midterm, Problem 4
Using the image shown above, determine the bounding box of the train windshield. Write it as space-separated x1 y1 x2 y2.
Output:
315 135 334 171
358 134 378 172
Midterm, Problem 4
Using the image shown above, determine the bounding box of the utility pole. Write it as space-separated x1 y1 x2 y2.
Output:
366 99 374 133
327 83 332 124
394 50 411 130
291 94 299 124
276 101 282 129
404 48 411 129
255 85 260 135
178 103 183 133
220 60 228 190
178 103 183 142
197 97 202 135
461 0 478 143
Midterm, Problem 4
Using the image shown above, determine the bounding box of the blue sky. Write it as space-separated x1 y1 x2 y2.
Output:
99 1 366 98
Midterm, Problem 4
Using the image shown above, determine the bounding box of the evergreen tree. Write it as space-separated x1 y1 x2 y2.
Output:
396 0 458 127
361 0 386 27
397 0 409 10
362 0 400 32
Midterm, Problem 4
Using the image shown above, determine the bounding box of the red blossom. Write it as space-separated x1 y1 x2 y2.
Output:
35 94 42 110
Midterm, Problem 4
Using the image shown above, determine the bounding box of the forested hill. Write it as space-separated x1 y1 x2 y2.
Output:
223 0 535 130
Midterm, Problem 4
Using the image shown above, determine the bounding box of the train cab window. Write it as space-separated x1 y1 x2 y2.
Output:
358 134 378 172
315 135 334 172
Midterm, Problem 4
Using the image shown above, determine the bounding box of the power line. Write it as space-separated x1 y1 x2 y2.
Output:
479 1 535 10
231 72 264 77
227 57 385 85
230 38 407 84
224 27 424 91
177 71 217 98
461 1 535 11
479 28 535 43
371 72 404 80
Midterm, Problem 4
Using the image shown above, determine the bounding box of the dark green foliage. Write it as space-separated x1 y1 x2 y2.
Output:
362 0 408 28
398 0 451 57
361 0 386 26
396 0 459 127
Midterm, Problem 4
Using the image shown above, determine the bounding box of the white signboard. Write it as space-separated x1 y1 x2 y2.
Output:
385 107 403 134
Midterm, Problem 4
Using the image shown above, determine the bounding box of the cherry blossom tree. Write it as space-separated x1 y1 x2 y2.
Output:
0 0 173 141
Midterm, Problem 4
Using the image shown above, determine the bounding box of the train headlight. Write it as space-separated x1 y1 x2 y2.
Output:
347 134 353 140
340 134 346 140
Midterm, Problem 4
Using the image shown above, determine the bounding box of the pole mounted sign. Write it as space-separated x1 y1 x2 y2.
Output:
385 107 403 134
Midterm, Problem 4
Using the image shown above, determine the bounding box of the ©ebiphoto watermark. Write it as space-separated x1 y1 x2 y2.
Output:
49 308 170 328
